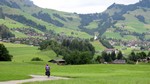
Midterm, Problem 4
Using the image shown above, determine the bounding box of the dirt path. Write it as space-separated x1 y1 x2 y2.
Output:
0 75 69 84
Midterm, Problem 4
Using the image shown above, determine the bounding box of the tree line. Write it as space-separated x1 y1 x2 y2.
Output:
96 50 123 63
6 14 46 31
39 39 95 65
0 24 15 39
96 50 150 64
32 11 64 27
128 51 150 62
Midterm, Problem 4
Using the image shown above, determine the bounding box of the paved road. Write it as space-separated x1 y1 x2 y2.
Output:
0 75 69 84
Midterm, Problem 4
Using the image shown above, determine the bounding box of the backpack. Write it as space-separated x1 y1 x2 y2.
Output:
46 66 50 71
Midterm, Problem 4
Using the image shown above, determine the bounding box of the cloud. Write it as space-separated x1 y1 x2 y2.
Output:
31 0 139 14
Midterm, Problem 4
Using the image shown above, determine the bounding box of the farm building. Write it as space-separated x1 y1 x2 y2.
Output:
49 58 65 65
104 49 119 54
113 59 126 64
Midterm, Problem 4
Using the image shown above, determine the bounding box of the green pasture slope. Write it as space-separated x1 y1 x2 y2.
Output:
1 42 56 62
0 43 150 84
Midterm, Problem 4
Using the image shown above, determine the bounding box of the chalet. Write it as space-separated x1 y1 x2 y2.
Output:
113 59 126 64
104 49 119 54
49 58 65 65
14 41 21 44
2 39 10 43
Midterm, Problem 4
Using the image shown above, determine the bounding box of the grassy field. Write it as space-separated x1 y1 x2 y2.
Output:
114 46 149 57
53 27 92 39
0 62 45 81
91 40 106 51
116 14 148 34
24 64 150 84
103 31 122 40
85 21 99 29
0 43 150 84
1 42 56 62
0 62 150 84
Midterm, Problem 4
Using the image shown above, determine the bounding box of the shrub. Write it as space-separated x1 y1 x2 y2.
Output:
31 57 43 61
127 60 135 64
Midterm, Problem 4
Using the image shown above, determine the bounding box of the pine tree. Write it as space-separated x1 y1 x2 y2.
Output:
117 51 123 60
111 51 116 61
128 51 137 62
0 44 13 61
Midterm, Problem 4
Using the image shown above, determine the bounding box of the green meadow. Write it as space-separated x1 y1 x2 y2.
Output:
1 42 56 62
0 42 150 84
91 40 106 51
53 27 93 39
24 64 150 84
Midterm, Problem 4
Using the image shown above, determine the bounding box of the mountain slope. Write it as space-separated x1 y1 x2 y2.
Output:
0 0 150 41
102 0 150 41
0 0 93 39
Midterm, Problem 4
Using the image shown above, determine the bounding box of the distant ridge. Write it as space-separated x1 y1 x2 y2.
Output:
0 0 149 41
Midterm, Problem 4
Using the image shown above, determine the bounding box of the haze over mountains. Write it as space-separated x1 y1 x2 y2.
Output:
0 0 150 41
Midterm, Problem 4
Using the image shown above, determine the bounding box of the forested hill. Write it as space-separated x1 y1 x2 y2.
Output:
0 0 150 41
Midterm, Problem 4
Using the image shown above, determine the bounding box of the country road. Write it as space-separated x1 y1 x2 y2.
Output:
0 75 69 84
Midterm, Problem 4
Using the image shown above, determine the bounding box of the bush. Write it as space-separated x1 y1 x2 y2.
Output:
31 57 43 61
127 60 135 64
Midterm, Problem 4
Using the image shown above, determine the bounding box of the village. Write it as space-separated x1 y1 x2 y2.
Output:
0 28 150 51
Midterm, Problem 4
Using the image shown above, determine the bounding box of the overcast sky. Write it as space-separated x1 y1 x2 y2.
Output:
31 0 139 14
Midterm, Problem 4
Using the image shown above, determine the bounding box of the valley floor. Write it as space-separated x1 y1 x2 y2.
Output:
0 62 150 84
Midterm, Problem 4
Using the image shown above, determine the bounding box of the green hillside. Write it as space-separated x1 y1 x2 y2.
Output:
91 40 106 51
1 42 56 62
0 0 92 39
102 0 150 41
1 0 150 40
0 0 150 49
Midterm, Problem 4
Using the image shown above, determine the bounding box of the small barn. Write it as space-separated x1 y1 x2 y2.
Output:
49 58 65 65
113 59 126 64
147 57 150 61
